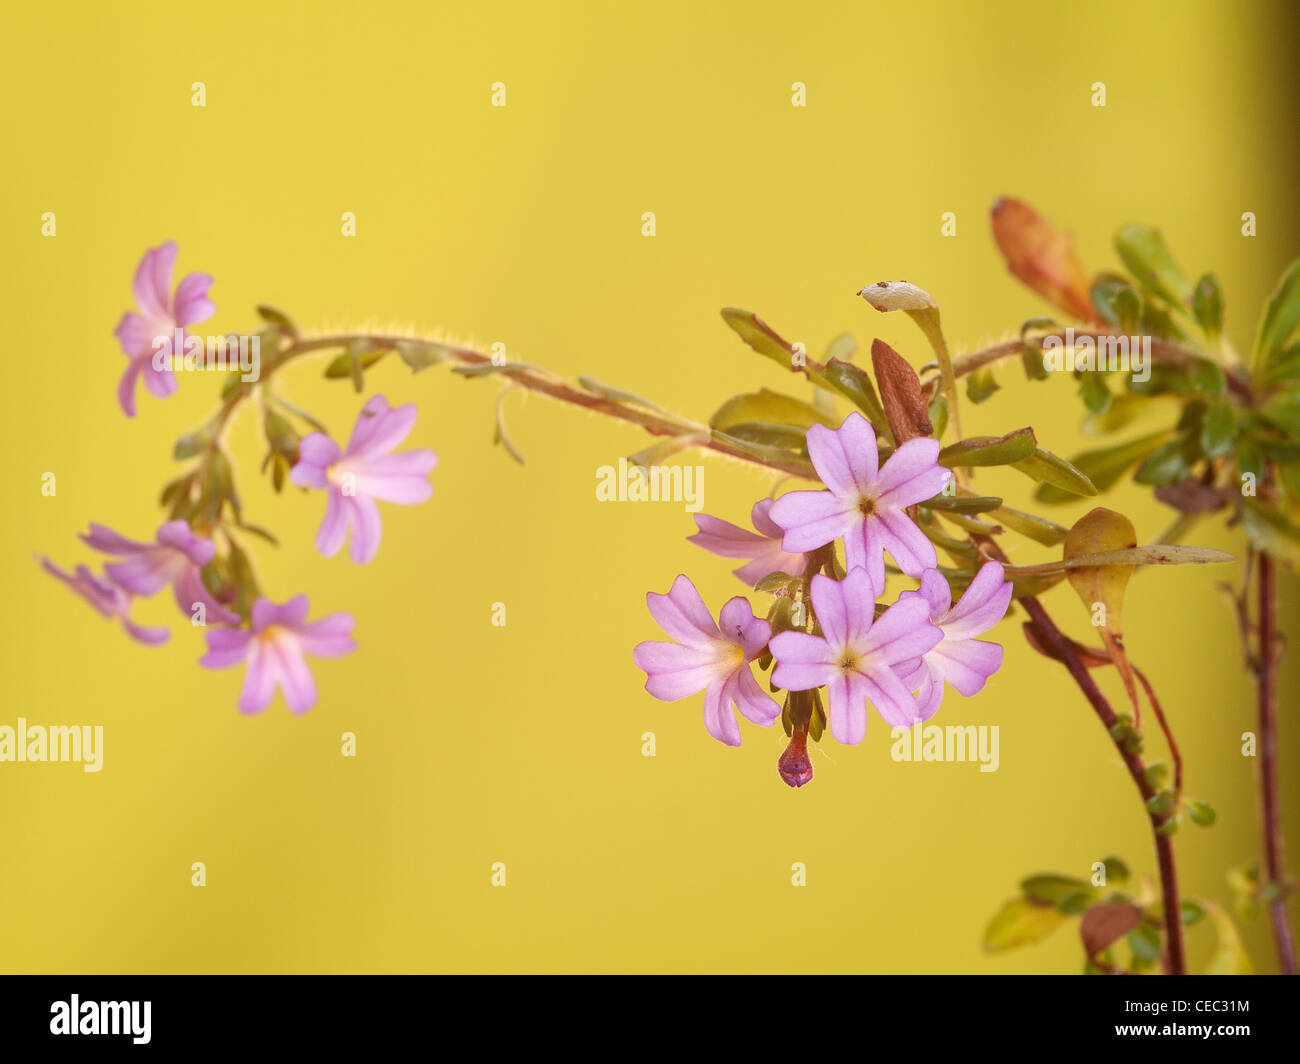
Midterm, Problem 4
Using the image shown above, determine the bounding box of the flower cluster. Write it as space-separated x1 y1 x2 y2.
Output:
42 245 437 715
634 411 1012 787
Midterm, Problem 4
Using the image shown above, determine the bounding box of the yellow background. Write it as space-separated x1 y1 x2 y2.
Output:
2 0 1296 973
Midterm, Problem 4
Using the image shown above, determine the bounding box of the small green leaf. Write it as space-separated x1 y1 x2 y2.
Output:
1078 372 1111 415
1134 438 1192 486
1254 257 1300 369
1100 855 1130 885
255 305 299 339
988 504 1068 547
1192 274 1223 338
822 333 857 364
709 388 837 432
922 494 1003 514
721 422 809 449
939 428 1036 467
1146 790 1176 816
819 359 890 434
1126 922 1163 962
324 346 388 379
966 366 1000 404
1257 389 1300 438
1016 448 1099 498
1092 280 1143 333
1188 358 1226 397
982 897 1067 953
720 307 805 374
1115 224 1193 310
396 339 457 372
1187 799 1216 827
928 393 949 438
1021 874 1096 910
173 423 217 461
493 387 526 465
1181 899 1205 926
1241 499 1300 566
1200 397 1238 459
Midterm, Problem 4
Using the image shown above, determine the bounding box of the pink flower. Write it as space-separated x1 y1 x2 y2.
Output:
900 563 1012 717
687 498 809 586
113 242 215 417
633 575 779 746
290 395 437 564
40 558 169 645
769 567 941 744
81 520 239 625
199 596 356 714
768 411 951 594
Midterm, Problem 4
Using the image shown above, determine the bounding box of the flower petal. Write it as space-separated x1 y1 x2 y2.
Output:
645 575 719 649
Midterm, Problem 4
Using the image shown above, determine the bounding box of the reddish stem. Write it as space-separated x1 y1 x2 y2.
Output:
1256 551 1296 974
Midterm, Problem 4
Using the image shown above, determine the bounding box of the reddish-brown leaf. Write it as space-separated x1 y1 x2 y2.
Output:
991 198 1100 325
870 339 932 443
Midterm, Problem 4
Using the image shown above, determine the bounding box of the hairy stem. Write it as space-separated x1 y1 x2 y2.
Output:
208 333 818 479
1255 550 1297 974
942 332 1252 400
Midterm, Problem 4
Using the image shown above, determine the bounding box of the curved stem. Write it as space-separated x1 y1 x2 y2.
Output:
203 333 818 479
942 332 1252 400
1018 594 1187 975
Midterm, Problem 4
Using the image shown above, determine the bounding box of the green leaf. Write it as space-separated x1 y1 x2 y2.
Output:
923 494 1003 514
1254 257 1300 369
1192 274 1224 338
450 361 523 378
396 339 457 372
1258 344 1300 386
982 898 1067 953
1203 901 1254 974
1078 371 1111 415
1100 855 1130 885
820 359 890 434
1126 922 1163 962
1187 799 1217 827
720 307 804 374
988 504 1068 547
822 333 857 364
255 304 298 339
1115 224 1193 310
1242 499 1300 565
1092 280 1143 333
324 346 388 379
927 393 949 438
1188 358 1226 397
709 388 836 432
1236 437 1266 482
1200 397 1238 459
493 387 526 465
1080 393 1164 437
173 422 217 461
1257 389 1300 438
710 431 816 476
1021 874 1096 910
720 422 808 449
966 366 999 403
1181 899 1205 926
1146 790 1176 816
1036 432 1169 503
1134 437 1192 486
1015 448 1098 498
939 428 1036 467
